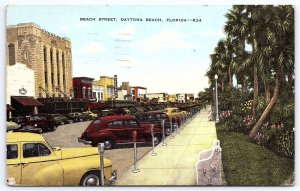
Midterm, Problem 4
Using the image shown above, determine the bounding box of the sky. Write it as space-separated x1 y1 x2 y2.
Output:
7 5 231 97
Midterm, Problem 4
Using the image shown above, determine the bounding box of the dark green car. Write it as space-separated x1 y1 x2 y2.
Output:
51 114 72 125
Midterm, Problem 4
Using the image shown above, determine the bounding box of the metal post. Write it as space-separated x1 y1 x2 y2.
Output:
215 76 219 123
97 143 105 186
132 131 140 173
170 117 174 139
161 120 167 146
178 116 181 129
150 124 157 156
175 119 179 134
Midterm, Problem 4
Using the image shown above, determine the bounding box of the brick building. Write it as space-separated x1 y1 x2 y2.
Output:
131 86 147 101
73 77 94 99
6 23 73 99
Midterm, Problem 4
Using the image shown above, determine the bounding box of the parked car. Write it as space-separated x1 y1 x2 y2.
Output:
6 132 117 186
134 111 173 135
78 115 163 149
11 116 26 125
18 114 58 134
6 121 20 132
163 107 184 125
51 114 72 125
81 111 97 120
97 109 111 117
106 108 130 116
65 112 90 122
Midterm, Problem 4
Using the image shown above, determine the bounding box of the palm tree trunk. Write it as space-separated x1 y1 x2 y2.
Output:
287 74 293 104
242 76 246 93
248 67 280 140
264 83 271 105
228 68 233 88
221 80 224 91
252 36 259 117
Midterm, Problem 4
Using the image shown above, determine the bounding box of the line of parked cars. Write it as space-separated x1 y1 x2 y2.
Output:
78 105 202 150
7 111 99 133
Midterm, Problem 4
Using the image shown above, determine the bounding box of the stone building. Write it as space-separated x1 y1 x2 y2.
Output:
6 23 72 99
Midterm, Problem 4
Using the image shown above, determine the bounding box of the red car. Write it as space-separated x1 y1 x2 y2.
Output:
78 115 162 149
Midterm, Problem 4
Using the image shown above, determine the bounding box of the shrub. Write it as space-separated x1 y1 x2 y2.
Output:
254 121 294 158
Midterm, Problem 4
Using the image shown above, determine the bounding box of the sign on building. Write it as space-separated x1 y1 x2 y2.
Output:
114 75 118 98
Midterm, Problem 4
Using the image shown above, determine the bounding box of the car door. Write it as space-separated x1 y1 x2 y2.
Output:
125 119 145 142
107 120 129 143
6 142 21 185
20 142 64 186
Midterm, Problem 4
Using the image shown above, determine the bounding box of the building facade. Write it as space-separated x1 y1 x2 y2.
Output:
93 76 114 101
6 63 35 104
176 93 187 103
92 83 104 101
6 23 73 98
146 93 168 102
73 77 94 99
131 86 147 101
167 94 177 102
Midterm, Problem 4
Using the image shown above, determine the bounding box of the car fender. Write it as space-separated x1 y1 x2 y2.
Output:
58 155 112 185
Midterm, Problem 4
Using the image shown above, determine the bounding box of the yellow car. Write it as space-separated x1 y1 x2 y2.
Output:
82 111 98 119
6 132 117 186
164 107 187 125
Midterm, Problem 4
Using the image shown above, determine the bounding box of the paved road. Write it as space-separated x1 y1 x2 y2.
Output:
42 121 152 176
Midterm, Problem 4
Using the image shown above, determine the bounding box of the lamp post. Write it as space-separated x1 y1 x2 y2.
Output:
214 74 219 123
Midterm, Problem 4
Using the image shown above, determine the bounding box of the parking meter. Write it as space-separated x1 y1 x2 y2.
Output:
98 143 105 186
132 131 139 173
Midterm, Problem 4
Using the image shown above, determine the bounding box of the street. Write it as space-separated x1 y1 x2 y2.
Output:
42 121 152 176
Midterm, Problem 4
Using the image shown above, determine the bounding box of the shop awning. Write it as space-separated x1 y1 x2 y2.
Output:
12 96 43 107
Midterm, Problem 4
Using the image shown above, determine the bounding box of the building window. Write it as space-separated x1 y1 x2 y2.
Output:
50 48 54 85
100 92 103 100
24 52 28 59
8 43 15 66
63 75 66 85
88 88 91 98
93 92 96 99
45 72 48 84
56 50 60 85
43 46 47 71
82 87 86 98
62 52 66 85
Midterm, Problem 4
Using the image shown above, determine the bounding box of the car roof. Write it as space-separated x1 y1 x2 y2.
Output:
165 107 178 110
99 115 136 121
135 111 166 115
7 132 45 142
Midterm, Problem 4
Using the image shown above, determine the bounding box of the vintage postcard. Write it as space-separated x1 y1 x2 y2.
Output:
5 4 294 187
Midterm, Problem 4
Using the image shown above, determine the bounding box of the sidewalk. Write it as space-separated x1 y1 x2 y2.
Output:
113 107 217 186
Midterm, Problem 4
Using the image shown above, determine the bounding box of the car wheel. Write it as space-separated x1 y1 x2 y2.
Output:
38 128 43 134
52 125 57 131
153 136 161 145
80 171 100 186
165 128 171 136
103 140 113 150
79 118 83 122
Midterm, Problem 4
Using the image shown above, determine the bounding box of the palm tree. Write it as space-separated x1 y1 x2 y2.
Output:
248 5 294 139
225 5 262 117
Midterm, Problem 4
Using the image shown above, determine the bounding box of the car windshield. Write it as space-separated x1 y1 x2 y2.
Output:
92 119 102 125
